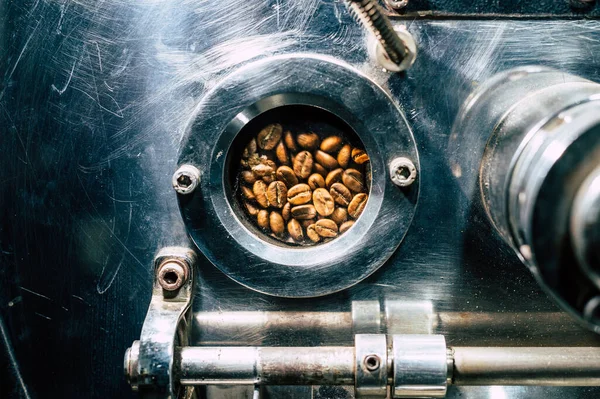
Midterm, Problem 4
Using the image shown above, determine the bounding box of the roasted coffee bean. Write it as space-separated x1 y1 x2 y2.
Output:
337 144 351 168
241 170 256 184
320 136 343 153
313 188 335 216
243 138 257 158
282 202 291 221
325 168 343 188
253 180 270 208
257 210 270 231
301 219 315 228
288 183 312 205
291 204 317 220
315 219 338 238
262 174 275 184
276 166 298 187
264 159 277 169
267 181 287 208
241 186 255 201
330 183 352 206
252 163 274 178
352 148 370 164
313 163 328 177
348 193 368 218
257 123 282 150
293 151 313 179
297 132 319 150
245 201 259 216
306 224 320 243
342 168 364 192
315 150 339 170
284 130 297 151
243 155 262 170
276 141 289 165
331 207 348 225
339 220 355 234
287 219 304 241
269 211 285 236
308 173 325 190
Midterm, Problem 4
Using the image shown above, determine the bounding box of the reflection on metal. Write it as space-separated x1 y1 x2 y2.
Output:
192 301 599 347
345 0 415 71
177 54 419 298
456 67 600 333
392 335 448 398
133 340 600 396
124 247 197 399
355 334 388 397
452 347 600 386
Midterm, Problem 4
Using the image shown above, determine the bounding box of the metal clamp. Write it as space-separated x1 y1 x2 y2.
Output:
124 247 196 399
392 335 448 398
355 334 388 398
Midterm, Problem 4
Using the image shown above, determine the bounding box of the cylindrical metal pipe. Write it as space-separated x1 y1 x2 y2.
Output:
177 346 355 386
193 310 600 346
452 347 600 386
177 345 600 388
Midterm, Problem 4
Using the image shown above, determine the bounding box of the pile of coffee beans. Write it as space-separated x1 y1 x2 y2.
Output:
236 123 370 246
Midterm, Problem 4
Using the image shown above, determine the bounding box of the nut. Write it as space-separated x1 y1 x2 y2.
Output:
172 164 201 195
389 157 417 187
157 260 189 291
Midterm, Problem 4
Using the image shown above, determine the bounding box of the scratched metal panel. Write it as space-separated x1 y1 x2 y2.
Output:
2 0 600 398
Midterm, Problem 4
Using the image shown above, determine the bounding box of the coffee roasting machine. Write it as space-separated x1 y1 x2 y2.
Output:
3 1 600 398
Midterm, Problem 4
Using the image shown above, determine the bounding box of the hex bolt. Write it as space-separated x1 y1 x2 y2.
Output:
157 260 189 291
385 0 409 10
363 354 381 372
389 157 417 187
172 164 201 195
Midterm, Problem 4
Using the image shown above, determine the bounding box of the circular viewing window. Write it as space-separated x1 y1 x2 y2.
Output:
226 105 371 246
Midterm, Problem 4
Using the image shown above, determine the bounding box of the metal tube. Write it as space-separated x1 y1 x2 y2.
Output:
193 310 600 346
177 345 600 387
178 346 355 386
452 347 600 386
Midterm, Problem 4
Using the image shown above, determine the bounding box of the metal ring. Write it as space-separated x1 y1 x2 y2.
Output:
177 54 419 297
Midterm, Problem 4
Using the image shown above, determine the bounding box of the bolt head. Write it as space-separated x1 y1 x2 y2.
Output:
157 260 189 291
172 165 201 195
364 354 381 372
390 157 417 187
386 0 409 10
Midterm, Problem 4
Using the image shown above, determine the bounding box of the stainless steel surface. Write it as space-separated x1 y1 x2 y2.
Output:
4 0 600 397
346 0 410 70
352 301 382 334
125 247 197 399
392 335 447 398
354 334 387 397
177 54 419 298
178 346 355 386
468 67 600 332
452 347 600 386
571 165 600 292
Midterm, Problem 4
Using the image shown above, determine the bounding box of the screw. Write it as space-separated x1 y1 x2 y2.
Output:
385 0 409 10
124 340 140 391
364 354 381 372
157 260 189 291
172 164 201 195
390 157 417 187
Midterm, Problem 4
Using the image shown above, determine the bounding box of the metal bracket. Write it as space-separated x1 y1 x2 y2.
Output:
124 247 197 399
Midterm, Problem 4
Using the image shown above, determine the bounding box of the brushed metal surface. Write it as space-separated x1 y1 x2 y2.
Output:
2 0 600 398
